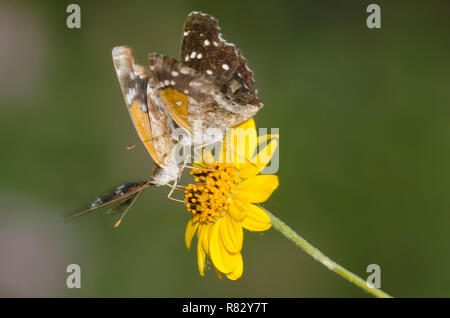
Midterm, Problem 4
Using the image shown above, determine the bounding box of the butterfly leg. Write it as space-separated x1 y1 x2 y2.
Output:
167 185 185 203
167 179 181 201
167 169 187 203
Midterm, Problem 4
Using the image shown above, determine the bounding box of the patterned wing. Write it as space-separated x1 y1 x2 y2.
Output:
63 181 151 222
148 53 261 134
113 47 180 185
181 11 240 85
181 11 259 93
112 46 162 165
145 65 180 173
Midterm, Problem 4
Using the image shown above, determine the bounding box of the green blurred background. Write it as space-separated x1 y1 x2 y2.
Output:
1 0 449 297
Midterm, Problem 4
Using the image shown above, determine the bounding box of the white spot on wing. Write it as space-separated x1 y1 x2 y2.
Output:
180 67 190 75
91 198 102 208
139 102 147 112
222 64 230 71
126 88 137 105
189 81 201 87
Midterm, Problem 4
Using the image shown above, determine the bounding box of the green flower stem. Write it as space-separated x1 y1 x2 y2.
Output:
262 208 393 298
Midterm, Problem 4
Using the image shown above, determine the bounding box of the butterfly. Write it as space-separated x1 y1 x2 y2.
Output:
64 11 263 225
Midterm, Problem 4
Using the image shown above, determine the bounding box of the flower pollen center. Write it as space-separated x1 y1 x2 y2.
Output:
185 163 239 224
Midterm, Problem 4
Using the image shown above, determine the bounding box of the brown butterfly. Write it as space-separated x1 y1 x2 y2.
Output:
65 11 263 225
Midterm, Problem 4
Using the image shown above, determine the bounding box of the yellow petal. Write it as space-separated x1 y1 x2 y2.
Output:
225 253 243 280
202 148 216 164
239 175 279 203
192 148 215 168
239 134 279 179
256 133 279 147
254 136 279 168
214 266 223 279
228 193 249 221
197 239 206 276
220 214 243 254
235 120 257 164
185 219 199 250
236 118 256 130
209 218 239 274
242 204 272 232
222 132 236 165
238 162 262 180
222 119 257 165
199 223 212 254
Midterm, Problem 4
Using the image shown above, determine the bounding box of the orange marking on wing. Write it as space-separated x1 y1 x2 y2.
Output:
129 100 162 166
160 87 191 132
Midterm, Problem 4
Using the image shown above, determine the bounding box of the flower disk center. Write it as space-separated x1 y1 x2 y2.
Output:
185 163 239 224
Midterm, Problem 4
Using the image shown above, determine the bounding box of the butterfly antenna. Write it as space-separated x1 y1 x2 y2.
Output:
114 190 143 228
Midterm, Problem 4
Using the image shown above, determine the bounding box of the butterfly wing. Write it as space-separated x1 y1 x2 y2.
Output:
112 46 164 166
105 195 137 215
180 11 241 85
113 47 180 184
148 53 261 135
145 62 182 184
181 12 262 104
63 181 151 222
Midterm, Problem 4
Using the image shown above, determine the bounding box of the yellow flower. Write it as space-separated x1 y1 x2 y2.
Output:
184 118 279 280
